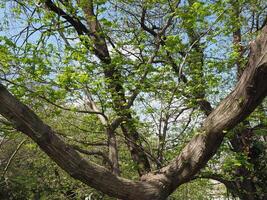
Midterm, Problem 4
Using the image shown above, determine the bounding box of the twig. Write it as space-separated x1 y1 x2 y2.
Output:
178 11 226 79
2 139 26 178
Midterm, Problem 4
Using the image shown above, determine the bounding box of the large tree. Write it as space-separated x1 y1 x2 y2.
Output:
0 0 267 199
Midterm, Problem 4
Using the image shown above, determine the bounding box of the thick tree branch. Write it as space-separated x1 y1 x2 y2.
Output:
140 8 157 37
45 0 89 35
142 25 267 196
0 83 163 200
196 172 235 190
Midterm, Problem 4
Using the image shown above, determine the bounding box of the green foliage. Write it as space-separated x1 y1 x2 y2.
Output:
0 0 266 199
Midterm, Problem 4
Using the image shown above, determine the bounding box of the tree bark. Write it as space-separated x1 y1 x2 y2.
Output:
0 84 163 200
141 25 267 196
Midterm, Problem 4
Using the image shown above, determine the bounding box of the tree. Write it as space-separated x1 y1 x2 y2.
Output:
0 0 266 199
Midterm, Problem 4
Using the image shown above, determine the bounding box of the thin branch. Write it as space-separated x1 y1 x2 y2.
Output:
178 10 226 79
2 139 26 178
71 145 112 168
0 78 108 120
55 131 107 146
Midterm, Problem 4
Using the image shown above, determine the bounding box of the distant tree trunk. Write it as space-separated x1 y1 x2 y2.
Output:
227 128 267 200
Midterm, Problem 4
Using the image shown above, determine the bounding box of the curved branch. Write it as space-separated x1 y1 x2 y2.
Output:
196 172 235 190
142 25 267 196
0 83 163 200
70 145 112 168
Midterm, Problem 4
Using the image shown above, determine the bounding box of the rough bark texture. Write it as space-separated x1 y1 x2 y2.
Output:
0 13 267 200
0 84 163 200
141 25 267 195
219 5 267 198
